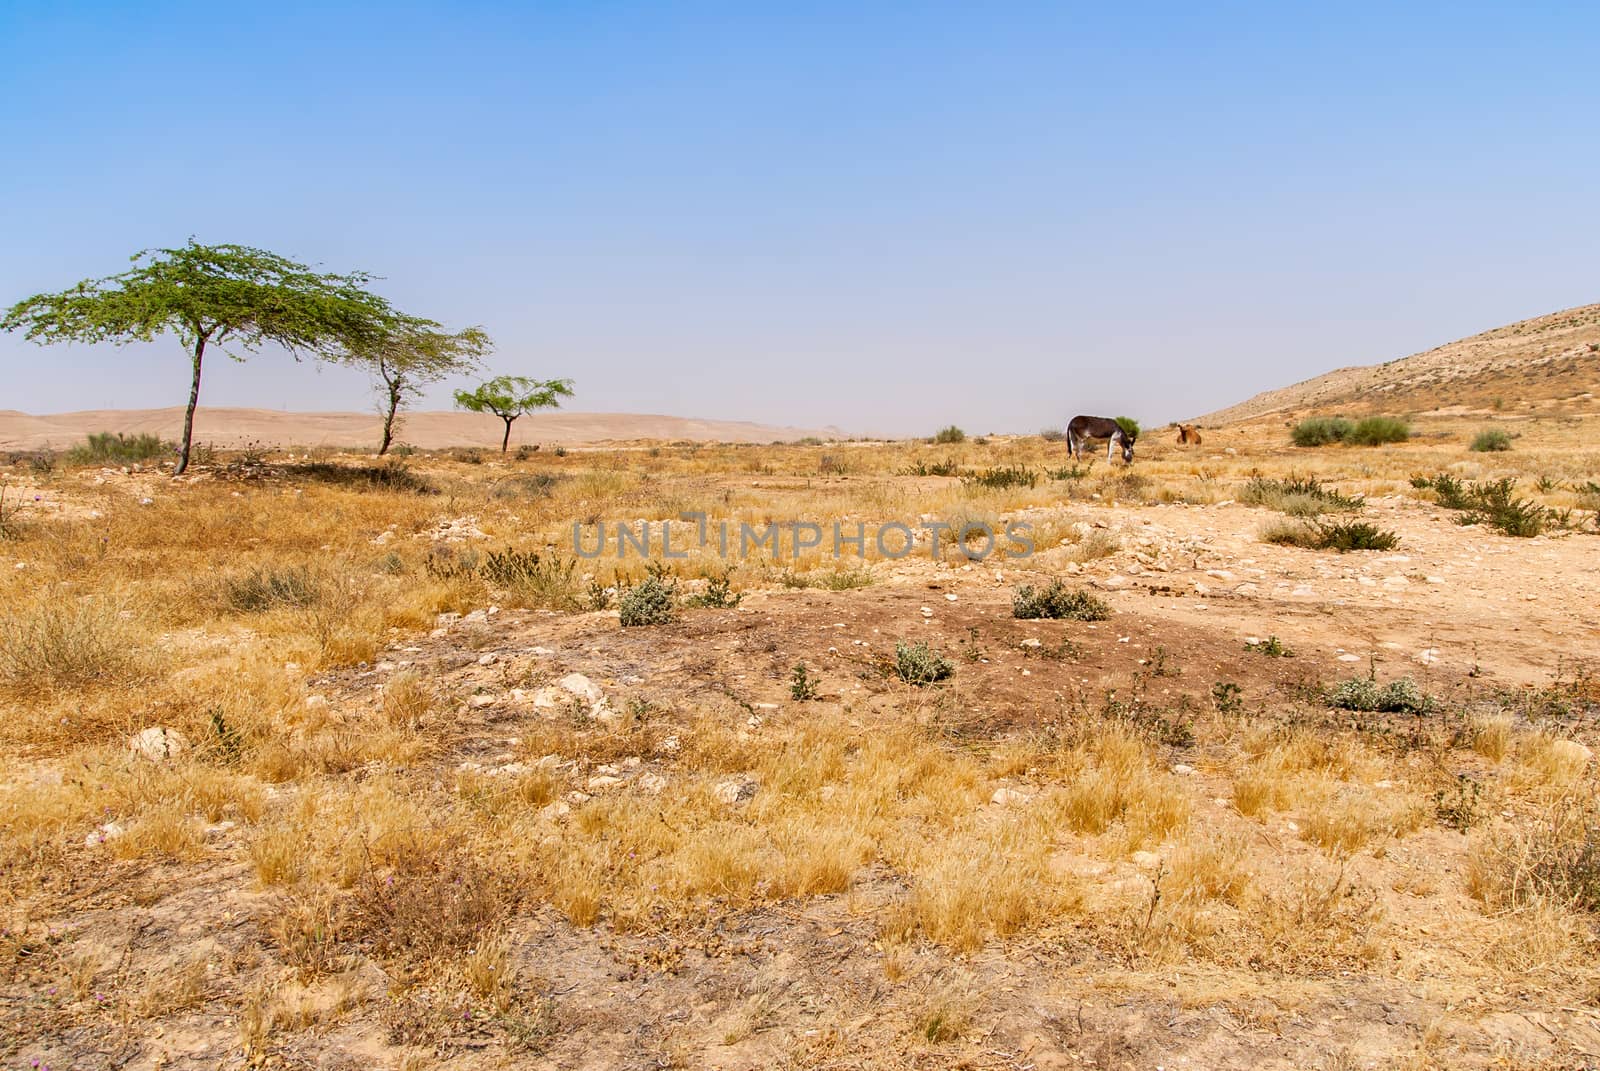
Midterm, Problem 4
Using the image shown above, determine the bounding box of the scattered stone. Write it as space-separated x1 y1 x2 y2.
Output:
468 693 497 708
1417 648 1440 665
85 822 126 847
1337 654 1362 663
1551 740 1593 766
538 801 571 822
637 772 669 794
659 735 681 754
586 774 625 792
990 787 1033 807
477 653 498 666
128 727 189 763
558 673 604 704
713 779 758 805
1170 764 1197 777
565 790 592 806
1019 637 1042 648
1130 850 1160 867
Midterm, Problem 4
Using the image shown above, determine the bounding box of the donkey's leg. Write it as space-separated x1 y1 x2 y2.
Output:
1107 437 1115 464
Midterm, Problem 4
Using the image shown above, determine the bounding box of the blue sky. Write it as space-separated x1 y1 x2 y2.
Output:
2 2 1596 435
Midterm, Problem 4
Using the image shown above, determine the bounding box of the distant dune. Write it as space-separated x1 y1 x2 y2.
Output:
1197 303 1600 425
0 407 842 452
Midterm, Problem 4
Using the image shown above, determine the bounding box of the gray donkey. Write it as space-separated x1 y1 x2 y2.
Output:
1066 415 1136 464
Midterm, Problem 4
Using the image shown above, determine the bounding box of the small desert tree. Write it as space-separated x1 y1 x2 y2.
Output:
454 375 574 453
1 241 394 474
349 315 491 454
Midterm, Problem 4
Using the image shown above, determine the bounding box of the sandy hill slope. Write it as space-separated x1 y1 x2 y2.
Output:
1197 303 1600 425
0 407 841 452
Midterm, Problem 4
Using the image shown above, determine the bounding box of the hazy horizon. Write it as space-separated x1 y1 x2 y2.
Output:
4 3 1597 437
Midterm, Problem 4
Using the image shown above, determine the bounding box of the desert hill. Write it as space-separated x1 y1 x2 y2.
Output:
1197 303 1600 425
0 407 840 452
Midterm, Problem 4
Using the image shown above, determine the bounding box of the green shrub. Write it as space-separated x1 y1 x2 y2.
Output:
931 425 966 445
790 663 818 701
1469 429 1512 453
1345 416 1410 446
1012 580 1112 620
1260 519 1399 552
1240 476 1362 517
1316 520 1401 552
894 641 954 685
222 565 322 612
618 575 676 627
287 461 435 494
1414 474 1548 537
964 466 1037 491
66 431 173 464
685 569 743 608
480 548 579 609
1246 635 1294 657
1113 416 1141 440
1291 417 1352 447
901 459 962 478
1328 676 1430 714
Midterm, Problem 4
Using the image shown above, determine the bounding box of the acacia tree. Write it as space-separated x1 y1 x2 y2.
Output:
1 241 394 474
454 375 574 453
347 315 491 455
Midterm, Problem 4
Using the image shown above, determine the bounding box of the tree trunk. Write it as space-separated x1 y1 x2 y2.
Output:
175 335 207 476
500 415 514 453
379 376 402 456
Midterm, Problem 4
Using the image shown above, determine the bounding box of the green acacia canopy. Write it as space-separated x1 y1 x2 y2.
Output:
455 374 575 452
2 240 397 473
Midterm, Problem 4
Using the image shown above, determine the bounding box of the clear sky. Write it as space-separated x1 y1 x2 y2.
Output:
2 2 1597 436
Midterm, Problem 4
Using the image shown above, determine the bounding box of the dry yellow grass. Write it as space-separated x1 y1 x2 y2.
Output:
2 419 1597 1069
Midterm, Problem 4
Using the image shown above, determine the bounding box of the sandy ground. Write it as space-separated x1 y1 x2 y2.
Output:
5 455 1599 1069
0 407 840 451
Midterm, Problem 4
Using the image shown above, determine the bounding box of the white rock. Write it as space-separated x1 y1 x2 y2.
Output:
713 779 757 805
128 727 189 763
1337 654 1362 663
1019 637 1042 648
637 772 668 794
1130 850 1160 867
305 695 328 709
85 821 126 847
1551 740 1593 765
468 693 497 708
436 612 462 628
491 762 532 777
477 653 497 666
586 775 624 792
565 790 592 806
538 801 571 821
557 673 604 703
990 787 1033 807
1170 764 1196 776
659 735 681 754
1417 648 1439 665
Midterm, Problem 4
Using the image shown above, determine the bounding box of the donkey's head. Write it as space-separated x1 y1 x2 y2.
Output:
1112 418 1139 464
